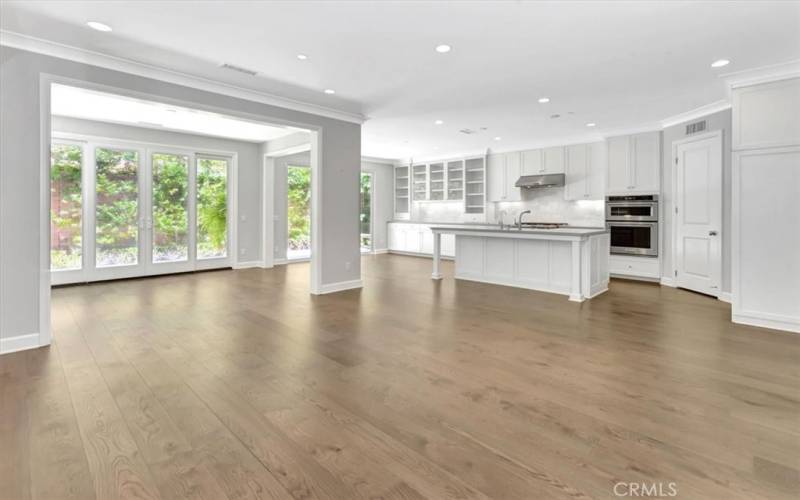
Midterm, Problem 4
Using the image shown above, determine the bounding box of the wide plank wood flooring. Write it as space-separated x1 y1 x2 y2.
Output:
2 254 799 499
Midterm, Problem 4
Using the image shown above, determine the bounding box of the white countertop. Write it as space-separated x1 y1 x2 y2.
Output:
429 225 609 237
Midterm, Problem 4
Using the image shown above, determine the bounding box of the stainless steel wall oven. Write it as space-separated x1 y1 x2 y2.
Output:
606 195 659 256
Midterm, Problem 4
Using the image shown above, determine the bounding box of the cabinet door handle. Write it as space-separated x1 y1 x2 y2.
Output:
708 230 718 236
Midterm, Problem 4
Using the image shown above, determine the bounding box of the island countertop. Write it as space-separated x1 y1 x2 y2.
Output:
429 225 609 237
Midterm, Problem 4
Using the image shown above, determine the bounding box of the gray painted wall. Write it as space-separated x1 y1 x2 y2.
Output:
661 108 732 293
51 116 263 261
0 46 361 343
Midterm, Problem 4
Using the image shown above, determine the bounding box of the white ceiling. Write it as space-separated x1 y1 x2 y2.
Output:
51 84 301 143
3 1 799 160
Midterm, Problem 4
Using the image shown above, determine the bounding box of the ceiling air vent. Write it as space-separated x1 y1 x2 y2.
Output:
459 128 477 135
219 63 258 76
685 120 707 135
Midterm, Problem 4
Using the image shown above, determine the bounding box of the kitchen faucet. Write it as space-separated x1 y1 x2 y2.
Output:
516 210 532 230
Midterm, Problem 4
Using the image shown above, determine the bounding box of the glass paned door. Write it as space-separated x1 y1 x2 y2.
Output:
360 172 372 253
50 141 232 284
50 141 85 285
286 165 311 261
147 151 194 275
196 156 230 267
92 146 145 280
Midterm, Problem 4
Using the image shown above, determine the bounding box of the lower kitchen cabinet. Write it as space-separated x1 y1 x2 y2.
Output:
388 223 455 258
608 254 660 279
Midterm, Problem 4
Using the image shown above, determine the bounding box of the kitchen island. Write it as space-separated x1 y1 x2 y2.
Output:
430 226 610 302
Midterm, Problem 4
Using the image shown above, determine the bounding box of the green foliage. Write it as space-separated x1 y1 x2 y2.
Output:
360 172 372 236
197 158 228 258
50 145 230 267
50 143 83 269
152 153 189 259
287 166 311 250
95 148 139 260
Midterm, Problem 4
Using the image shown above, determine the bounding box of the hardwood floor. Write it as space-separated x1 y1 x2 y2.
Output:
2 254 799 499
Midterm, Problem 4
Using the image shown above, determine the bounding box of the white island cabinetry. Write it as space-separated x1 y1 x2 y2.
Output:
388 223 455 258
431 227 610 302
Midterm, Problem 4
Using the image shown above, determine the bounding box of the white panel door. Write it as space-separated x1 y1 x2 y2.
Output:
675 133 722 296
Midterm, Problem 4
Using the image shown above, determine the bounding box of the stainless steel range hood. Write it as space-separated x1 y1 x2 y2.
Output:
514 173 565 188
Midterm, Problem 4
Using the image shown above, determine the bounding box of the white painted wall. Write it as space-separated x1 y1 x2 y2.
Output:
661 109 733 293
0 46 361 350
52 116 264 262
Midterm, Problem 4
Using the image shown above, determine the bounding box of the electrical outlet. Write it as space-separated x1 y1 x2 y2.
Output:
345 261 351 271
240 248 247 256
240 214 247 222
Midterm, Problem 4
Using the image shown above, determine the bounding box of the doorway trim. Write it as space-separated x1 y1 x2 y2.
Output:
39 73 325 351
670 129 723 297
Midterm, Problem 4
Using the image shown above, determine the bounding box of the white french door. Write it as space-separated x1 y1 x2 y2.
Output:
674 132 722 296
50 139 232 285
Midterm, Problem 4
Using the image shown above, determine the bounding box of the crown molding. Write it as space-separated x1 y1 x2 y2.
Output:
720 59 800 89
0 30 366 125
361 155 398 165
660 99 731 128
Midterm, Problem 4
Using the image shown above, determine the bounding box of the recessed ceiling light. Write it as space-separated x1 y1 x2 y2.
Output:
297 54 308 60
87 21 112 32
711 59 730 68
586 122 596 127
434 120 444 125
538 97 550 103
435 44 451 53
494 136 502 141
324 89 335 94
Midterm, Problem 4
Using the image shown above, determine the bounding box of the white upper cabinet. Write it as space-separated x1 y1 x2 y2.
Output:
487 154 505 202
733 77 800 150
565 142 606 201
607 136 631 193
504 152 522 202
606 131 660 194
521 149 543 175
631 132 660 192
542 146 566 174
487 152 521 202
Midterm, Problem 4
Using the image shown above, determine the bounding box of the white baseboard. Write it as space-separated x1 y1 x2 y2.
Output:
733 312 799 334
274 258 287 265
1 333 43 355
315 279 363 295
233 260 266 269
373 248 389 254
659 277 677 287
718 292 732 303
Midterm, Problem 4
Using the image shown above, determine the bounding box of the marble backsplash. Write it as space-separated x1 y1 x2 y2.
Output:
411 187 605 227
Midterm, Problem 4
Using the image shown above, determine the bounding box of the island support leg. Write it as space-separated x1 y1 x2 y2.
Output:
432 232 443 280
569 240 584 302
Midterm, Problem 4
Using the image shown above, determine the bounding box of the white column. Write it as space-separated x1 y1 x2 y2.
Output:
432 231 443 279
569 239 584 302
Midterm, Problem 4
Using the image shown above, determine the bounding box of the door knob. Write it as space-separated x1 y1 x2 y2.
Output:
709 230 718 236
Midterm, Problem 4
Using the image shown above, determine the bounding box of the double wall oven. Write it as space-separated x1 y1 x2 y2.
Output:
606 195 658 256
